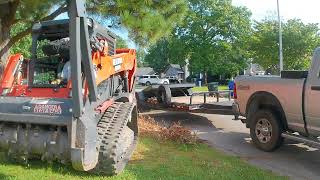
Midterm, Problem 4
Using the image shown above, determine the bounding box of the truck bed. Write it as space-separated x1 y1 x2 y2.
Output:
235 75 306 132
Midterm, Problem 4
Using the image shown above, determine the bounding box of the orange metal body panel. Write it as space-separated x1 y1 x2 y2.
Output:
0 54 23 89
93 49 136 89
9 85 70 98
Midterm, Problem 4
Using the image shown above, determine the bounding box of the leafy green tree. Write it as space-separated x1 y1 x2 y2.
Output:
144 36 189 73
0 0 188 73
136 48 146 67
116 37 128 49
144 39 171 73
145 0 252 83
10 22 32 58
0 0 65 71
250 18 320 72
89 0 188 46
182 0 252 82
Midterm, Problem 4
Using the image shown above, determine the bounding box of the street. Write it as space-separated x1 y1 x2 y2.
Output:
141 110 320 180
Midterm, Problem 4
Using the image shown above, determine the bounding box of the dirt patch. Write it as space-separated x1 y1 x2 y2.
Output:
138 115 198 144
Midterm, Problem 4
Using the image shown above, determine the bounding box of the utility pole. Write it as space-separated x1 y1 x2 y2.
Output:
277 0 283 72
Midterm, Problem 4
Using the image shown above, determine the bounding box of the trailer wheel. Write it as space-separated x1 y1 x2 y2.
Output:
145 81 151 86
157 85 171 105
250 109 283 152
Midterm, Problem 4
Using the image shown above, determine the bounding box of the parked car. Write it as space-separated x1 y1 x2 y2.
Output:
166 76 182 84
138 75 169 86
233 47 320 152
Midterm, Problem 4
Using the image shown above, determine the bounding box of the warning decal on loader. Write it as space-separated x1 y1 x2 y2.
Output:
113 57 123 71
33 104 62 114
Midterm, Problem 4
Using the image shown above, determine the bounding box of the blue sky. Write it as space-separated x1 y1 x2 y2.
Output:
232 0 320 24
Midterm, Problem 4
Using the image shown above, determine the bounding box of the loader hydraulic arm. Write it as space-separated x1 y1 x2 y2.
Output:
68 0 97 117
0 54 23 95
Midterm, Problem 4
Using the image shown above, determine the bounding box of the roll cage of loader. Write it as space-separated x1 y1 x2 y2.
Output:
27 18 117 89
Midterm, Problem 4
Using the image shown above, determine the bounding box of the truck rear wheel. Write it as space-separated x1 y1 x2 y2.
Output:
250 109 283 152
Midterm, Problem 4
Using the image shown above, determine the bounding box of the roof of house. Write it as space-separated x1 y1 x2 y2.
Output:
170 64 182 69
136 67 155 76
165 64 184 75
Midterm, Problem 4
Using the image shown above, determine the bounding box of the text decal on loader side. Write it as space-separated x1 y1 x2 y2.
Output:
34 104 62 115
113 57 123 72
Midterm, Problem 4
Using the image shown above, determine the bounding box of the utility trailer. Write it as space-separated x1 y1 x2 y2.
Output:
139 84 234 115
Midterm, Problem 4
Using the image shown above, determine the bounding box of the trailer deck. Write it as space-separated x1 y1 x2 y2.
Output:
138 84 234 116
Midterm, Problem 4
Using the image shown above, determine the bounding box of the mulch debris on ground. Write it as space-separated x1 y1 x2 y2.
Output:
138 115 198 144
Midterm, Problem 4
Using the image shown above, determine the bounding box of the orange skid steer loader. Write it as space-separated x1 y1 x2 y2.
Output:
0 0 138 175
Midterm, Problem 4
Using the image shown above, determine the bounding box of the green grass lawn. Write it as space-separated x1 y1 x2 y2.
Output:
0 137 285 180
192 85 229 92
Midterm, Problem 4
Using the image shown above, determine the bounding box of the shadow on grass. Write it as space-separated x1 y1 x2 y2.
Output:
0 173 14 180
142 110 219 130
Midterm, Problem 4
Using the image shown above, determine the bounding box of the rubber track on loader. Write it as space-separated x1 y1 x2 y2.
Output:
93 102 138 175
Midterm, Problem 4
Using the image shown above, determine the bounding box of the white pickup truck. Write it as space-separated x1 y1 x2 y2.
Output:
233 47 320 152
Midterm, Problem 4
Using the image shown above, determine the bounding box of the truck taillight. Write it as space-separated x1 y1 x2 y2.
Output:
233 83 237 99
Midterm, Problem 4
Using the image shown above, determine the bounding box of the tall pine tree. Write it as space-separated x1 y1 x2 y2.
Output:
0 0 187 73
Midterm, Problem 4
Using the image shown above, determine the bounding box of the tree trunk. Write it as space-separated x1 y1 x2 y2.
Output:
204 71 208 86
0 19 11 74
0 1 19 76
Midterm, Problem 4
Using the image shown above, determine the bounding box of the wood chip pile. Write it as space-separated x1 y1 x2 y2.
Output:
138 115 197 144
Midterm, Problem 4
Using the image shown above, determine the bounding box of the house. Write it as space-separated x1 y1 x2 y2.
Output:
164 64 185 80
136 67 155 77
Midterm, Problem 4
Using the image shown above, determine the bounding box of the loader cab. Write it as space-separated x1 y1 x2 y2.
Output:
29 19 71 88
27 18 117 90
1 18 117 98
0 20 73 98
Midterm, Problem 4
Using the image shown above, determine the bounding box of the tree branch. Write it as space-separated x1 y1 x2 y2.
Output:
7 4 68 49
41 3 67 22
86 7 98 12
8 26 32 46
12 18 22 25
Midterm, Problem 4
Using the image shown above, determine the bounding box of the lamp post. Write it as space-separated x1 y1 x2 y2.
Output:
277 0 284 72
